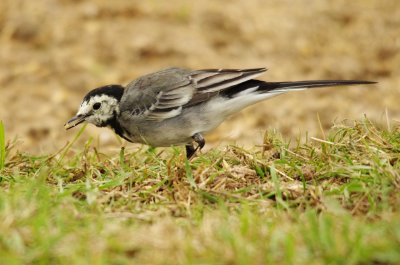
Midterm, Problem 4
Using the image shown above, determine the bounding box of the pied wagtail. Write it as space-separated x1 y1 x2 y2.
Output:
65 67 375 158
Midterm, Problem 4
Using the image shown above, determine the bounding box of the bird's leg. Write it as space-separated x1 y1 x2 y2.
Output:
185 143 196 159
185 133 205 159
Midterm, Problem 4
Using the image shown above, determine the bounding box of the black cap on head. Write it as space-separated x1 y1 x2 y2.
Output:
83 85 125 102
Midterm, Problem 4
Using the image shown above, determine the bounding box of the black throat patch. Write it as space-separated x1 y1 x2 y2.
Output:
103 111 132 142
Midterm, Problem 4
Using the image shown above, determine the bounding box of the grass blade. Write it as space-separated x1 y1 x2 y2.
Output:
59 123 87 162
0 121 4 170
185 159 197 189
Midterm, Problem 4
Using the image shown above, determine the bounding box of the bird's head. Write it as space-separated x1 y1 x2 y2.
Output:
65 85 124 129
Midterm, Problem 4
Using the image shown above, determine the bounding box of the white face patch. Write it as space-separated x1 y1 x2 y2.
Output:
77 94 120 127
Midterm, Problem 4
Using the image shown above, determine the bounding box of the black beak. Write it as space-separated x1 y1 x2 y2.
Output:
64 114 87 130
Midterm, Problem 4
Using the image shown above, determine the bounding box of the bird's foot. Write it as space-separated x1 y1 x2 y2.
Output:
185 133 205 159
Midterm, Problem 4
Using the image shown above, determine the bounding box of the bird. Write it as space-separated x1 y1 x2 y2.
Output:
65 67 375 158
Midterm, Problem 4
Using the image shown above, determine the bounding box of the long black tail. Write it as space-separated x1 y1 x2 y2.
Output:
261 79 376 91
222 79 376 98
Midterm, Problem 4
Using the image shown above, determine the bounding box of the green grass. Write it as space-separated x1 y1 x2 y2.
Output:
0 119 400 265
0 121 5 170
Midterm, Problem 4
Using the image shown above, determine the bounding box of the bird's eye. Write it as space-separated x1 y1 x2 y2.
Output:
93 102 101 110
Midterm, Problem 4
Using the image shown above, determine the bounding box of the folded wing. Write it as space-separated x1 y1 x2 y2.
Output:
119 67 267 121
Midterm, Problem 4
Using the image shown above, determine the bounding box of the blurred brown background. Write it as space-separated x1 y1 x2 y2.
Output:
0 0 399 154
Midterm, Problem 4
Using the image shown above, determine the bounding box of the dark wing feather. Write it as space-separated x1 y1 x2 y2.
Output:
185 68 267 107
191 68 266 92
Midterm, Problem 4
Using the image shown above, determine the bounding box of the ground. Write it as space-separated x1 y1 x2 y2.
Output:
0 0 399 153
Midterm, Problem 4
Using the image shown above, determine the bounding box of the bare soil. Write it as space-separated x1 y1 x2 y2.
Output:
0 0 399 153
